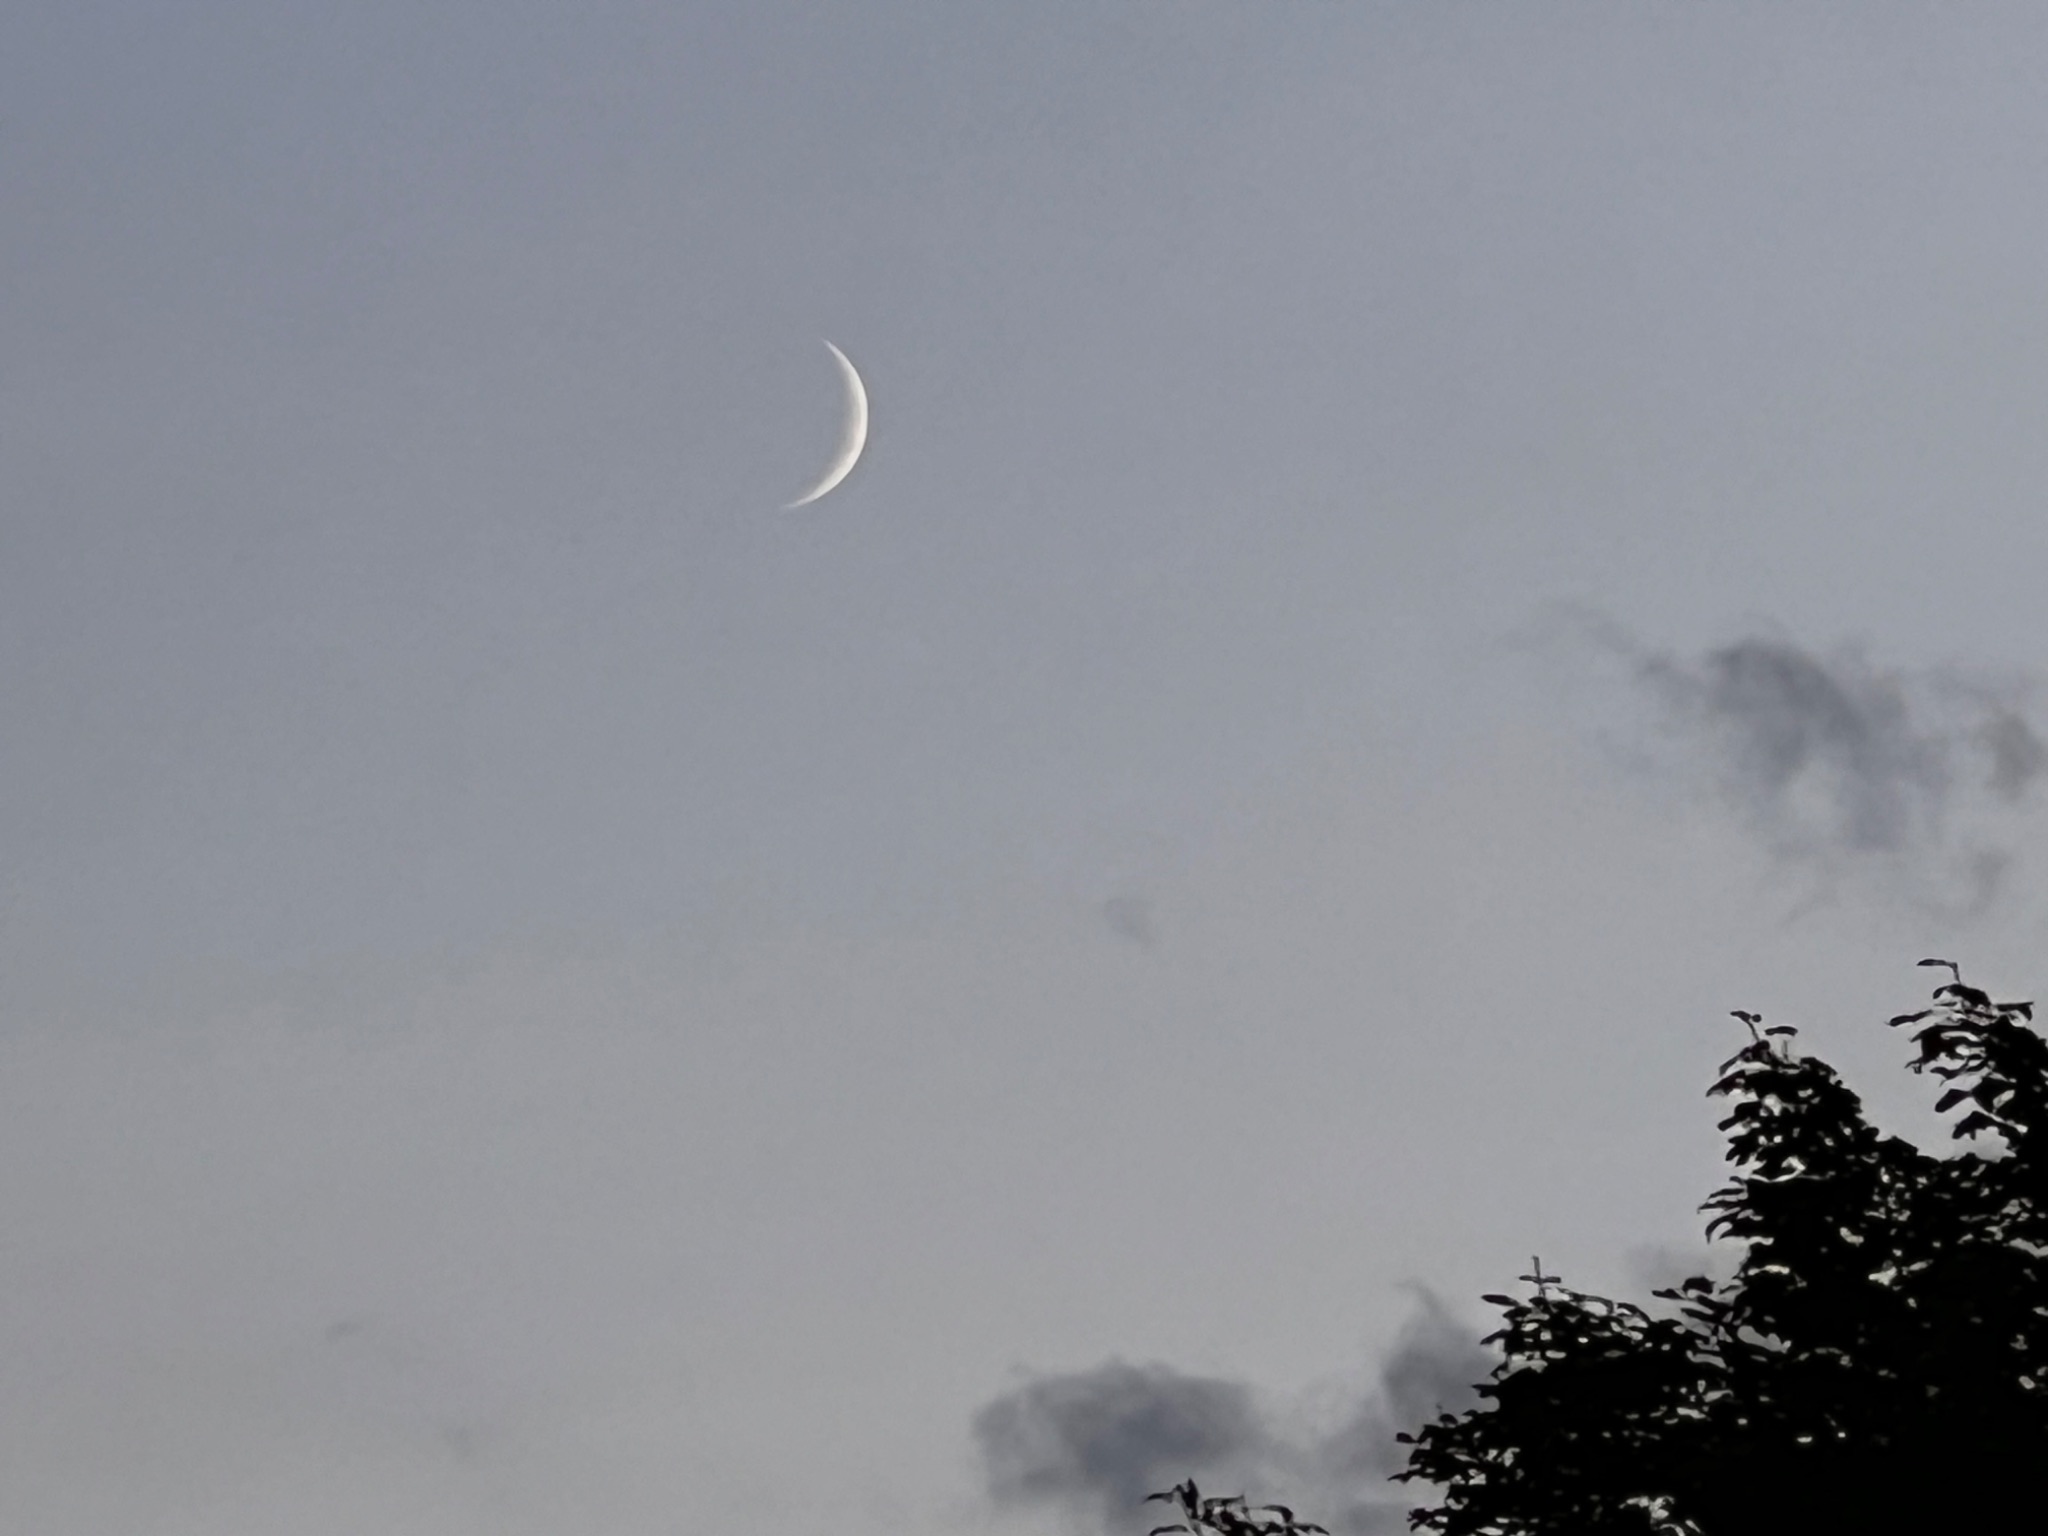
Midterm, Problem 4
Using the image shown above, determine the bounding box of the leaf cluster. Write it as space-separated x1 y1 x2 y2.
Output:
1144 1480 1329 1536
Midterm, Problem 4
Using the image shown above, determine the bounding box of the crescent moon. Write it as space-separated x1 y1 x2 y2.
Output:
785 340 869 509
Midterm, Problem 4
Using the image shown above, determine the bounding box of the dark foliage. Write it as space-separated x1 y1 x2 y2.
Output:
1144 1479 1329 1536
1391 961 2048 1534
1153 962 2048 1536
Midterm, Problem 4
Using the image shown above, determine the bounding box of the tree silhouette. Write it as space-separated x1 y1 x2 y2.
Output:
1159 961 2048 1535
1397 960 2048 1534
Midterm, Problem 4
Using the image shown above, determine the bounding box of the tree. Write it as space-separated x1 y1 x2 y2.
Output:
1157 961 2048 1536
1396 960 2048 1534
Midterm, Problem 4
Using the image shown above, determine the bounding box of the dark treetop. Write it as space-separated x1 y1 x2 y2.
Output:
1158 961 2048 1536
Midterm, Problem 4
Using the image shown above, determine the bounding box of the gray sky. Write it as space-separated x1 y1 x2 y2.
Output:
8 4 2048 1532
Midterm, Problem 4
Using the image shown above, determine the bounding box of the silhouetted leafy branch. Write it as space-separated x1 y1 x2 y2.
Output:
1388 961 2048 1535
1152 962 2048 1536
1145 1479 1329 1536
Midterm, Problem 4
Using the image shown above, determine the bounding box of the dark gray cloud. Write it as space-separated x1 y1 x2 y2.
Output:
975 1296 1491 1536
1643 639 1944 856
1384 1297 1493 1429
1311 1295 1493 1536
1982 708 2047 803
975 1361 1268 1529
1545 616 2048 913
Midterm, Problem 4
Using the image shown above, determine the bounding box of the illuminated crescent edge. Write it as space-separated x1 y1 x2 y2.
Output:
785 340 870 508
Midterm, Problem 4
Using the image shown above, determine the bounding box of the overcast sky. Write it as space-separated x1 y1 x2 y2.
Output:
9 4 2048 1532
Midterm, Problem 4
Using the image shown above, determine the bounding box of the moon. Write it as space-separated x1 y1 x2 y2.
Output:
785 340 869 509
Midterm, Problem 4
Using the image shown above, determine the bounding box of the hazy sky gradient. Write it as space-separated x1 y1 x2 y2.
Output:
8 4 2048 1532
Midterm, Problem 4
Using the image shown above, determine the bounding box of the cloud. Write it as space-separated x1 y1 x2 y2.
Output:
1645 640 1942 855
974 1295 1492 1536
1309 1294 1493 1535
975 1361 1269 1528
1542 615 2047 914
1982 708 2047 803
1102 895 1160 949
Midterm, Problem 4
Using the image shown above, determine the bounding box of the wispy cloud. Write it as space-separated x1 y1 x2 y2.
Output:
976 1362 1270 1528
1299 1296 1494 1536
973 1295 1491 1536
1543 614 2046 914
